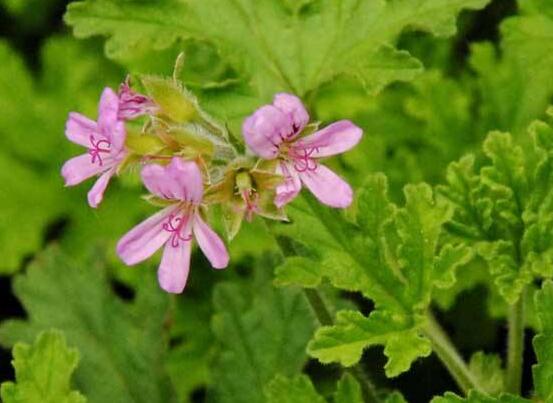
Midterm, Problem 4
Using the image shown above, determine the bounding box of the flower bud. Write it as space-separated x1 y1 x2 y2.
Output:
141 76 198 123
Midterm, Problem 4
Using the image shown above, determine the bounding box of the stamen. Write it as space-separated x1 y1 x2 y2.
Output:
163 214 193 247
241 189 259 222
291 147 319 173
88 135 111 166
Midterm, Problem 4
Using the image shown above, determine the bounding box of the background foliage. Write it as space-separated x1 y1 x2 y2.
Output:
1 0 553 402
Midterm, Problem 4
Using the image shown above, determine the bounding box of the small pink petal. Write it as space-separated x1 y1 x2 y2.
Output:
141 164 183 200
97 87 127 151
65 112 98 147
273 93 309 134
275 162 302 208
192 213 229 269
242 105 291 159
299 164 353 208
158 236 192 294
118 79 157 120
97 87 119 131
141 158 203 203
109 120 127 151
294 120 362 158
61 154 107 186
116 206 174 265
167 158 203 203
87 168 115 208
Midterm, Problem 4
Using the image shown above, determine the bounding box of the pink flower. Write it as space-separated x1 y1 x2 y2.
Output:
61 87 127 208
243 93 362 208
118 78 158 120
116 158 229 294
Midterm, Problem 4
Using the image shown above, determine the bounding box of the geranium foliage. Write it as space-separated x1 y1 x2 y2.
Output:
3 0 553 403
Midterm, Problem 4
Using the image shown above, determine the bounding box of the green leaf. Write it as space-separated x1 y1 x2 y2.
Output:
439 117 553 304
468 352 504 396
1 330 86 403
265 375 325 403
498 1 553 132
385 391 408 403
210 257 315 403
65 0 490 98
275 174 466 377
532 280 553 401
0 248 175 403
334 373 363 403
431 391 528 403
274 256 323 288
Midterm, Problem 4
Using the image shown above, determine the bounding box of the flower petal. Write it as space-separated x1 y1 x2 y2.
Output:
273 93 309 134
116 206 174 265
193 213 229 269
141 158 203 202
242 105 291 159
275 162 301 208
65 112 98 147
294 120 362 158
87 168 115 208
97 87 127 150
167 158 203 203
97 87 119 130
61 154 108 186
118 79 158 120
299 164 353 208
158 236 192 294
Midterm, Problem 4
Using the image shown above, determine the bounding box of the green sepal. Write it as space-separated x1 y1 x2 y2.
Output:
124 132 165 155
141 75 198 123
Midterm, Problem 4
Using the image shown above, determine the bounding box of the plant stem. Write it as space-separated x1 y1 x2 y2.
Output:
303 288 334 326
423 312 482 395
303 289 380 403
506 291 525 395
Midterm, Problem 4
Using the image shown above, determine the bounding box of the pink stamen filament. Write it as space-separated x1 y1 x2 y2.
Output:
163 214 193 248
88 135 111 166
241 190 259 222
291 147 319 173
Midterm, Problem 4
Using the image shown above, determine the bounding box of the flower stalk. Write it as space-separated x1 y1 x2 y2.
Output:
423 312 483 395
505 290 525 395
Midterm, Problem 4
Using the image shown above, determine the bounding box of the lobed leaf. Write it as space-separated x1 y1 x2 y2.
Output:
0 248 175 403
276 174 467 376
65 0 490 100
1 330 86 403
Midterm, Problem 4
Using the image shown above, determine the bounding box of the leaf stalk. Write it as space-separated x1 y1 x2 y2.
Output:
505 290 526 395
423 312 483 395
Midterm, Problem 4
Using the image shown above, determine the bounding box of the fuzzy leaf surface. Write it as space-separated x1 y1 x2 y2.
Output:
275 174 467 376
65 0 491 99
0 330 86 403
0 249 174 403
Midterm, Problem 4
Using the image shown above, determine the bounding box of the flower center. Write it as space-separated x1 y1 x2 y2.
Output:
290 147 319 173
88 135 111 166
163 213 193 248
241 189 259 221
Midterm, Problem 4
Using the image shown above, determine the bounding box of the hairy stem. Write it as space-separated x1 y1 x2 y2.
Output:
303 289 380 403
423 313 482 395
506 291 525 395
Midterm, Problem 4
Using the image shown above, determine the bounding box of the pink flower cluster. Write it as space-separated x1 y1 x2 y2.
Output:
62 81 362 294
